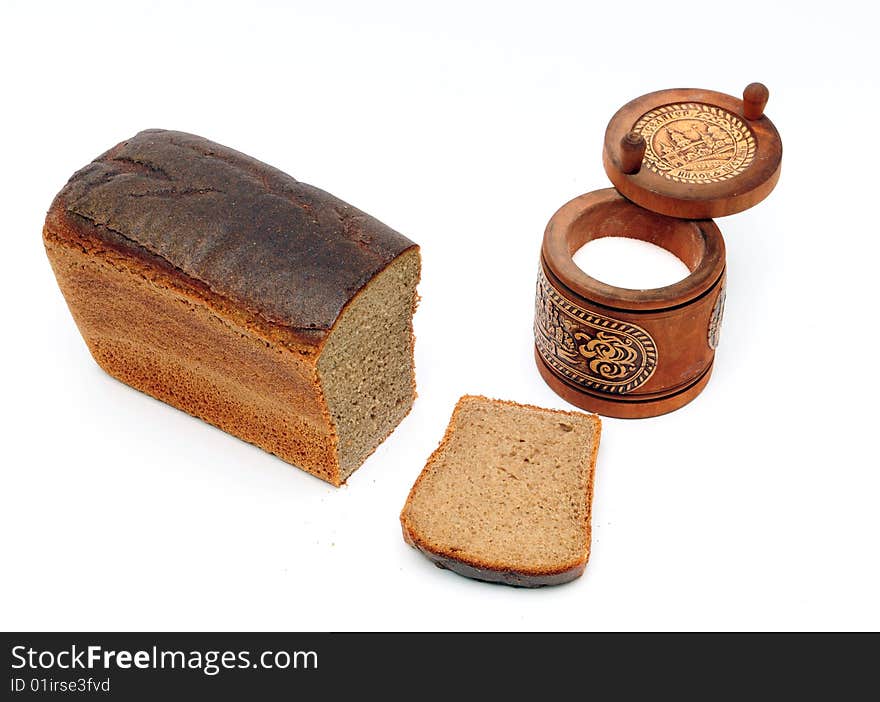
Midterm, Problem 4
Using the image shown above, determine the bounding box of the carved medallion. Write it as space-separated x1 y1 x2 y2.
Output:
708 280 726 350
632 103 755 183
534 269 657 394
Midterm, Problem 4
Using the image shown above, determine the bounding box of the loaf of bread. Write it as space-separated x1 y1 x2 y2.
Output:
44 129 420 485
401 396 600 587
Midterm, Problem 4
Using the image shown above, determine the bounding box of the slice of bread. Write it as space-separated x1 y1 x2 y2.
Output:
400 395 601 587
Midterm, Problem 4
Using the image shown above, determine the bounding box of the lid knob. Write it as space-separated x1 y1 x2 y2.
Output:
742 83 769 120
619 131 646 174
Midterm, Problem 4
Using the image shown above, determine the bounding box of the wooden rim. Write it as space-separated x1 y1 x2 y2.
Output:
541 188 725 312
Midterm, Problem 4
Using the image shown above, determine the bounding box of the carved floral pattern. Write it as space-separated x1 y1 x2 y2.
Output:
534 269 658 395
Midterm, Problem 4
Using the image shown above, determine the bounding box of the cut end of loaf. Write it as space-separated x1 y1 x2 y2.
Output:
400 395 601 587
318 247 421 482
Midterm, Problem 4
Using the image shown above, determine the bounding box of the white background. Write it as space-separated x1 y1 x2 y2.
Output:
2 0 878 632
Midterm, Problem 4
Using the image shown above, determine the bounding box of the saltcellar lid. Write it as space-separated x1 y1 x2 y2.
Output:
603 84 782 219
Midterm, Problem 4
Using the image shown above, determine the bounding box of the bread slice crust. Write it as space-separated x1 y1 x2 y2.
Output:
400 395 601 587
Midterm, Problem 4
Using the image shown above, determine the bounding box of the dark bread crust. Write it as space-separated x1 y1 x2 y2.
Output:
402 522 587 588
400 395 600 588
46 129 416 346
